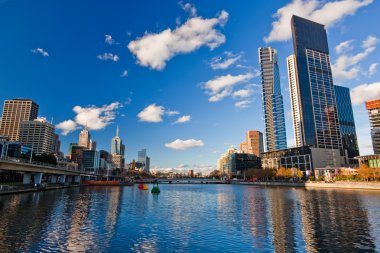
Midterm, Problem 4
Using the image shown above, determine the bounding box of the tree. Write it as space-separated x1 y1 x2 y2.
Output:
209 170 221 179
358 163 373 181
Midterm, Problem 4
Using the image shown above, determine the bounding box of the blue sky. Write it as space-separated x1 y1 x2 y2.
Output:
1 0 379 172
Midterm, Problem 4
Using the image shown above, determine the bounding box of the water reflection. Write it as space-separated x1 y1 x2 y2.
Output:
0 185 379 252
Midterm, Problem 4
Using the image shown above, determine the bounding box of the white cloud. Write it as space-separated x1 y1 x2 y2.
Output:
165 139 204 150
264 0 374 43
174 115 191 124
166 110 180 116
234 100 251 108
232 89 253 98
138 104 165 122
31 48 49 57
335 40 354 54
55 120 78 136
105 34 117 45
203 73 253 102
350 82 380 105
332 36 378 83
56 102 123 135
210 52 242 70
120 70 128 77
128 10 229 70
368 63 378 76
362 35 378 48
97 53 120 62
179 2 197 17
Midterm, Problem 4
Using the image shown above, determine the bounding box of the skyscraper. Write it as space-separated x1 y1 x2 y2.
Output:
111 126 122 155
289 15 342 150
334 85 359 162
0 99 39 141
138 148 150 173
366 99 380 154
287 54 302 147
246 130 264 157
19 118 55 155
78 127 90 149
258 47 287 151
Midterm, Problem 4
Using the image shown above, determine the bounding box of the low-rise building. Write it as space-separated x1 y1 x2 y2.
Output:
228 153 261 177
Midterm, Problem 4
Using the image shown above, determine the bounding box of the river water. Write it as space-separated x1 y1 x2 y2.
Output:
0 184 379 252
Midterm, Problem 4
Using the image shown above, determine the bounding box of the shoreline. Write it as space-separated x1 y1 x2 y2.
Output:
231 181 380 190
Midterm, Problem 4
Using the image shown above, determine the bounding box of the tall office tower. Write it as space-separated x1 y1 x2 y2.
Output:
246 130 264 157
78 127 90 148
111 126 123 155
287 54 302 147
334 85 359 162
19 118 55 155
290 15 342 150
366 99 380 154
138 148 150 172
0 99 39 141
89 140 96 151
258 47 287 151
239 141 248 153
82 150 100 172
53 134 61 154
70 145 86 170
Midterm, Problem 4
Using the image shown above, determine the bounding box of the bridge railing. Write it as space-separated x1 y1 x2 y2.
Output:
0 156 81 172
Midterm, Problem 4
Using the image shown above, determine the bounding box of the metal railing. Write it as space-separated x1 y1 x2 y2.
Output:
0 156 80 172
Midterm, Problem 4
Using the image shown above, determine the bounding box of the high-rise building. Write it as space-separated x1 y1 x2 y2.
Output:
138 148 150 172
53 133 61 154
366 99 380 154
78 127 90 149
239 141 248 153
70 145 86 170
289 15 342 151
89 139 96 151
246 130 264 157
82 150 100 172
287 54 303 147
0 99 39 141
258 47 287 151
334 85 359 162
111 126 123 155
19 118 55 155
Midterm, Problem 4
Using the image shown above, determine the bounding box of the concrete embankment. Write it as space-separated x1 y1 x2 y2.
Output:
232 181 380 190
0 184 79 195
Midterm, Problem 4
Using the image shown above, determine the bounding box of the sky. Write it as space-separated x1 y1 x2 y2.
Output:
0 0 380 173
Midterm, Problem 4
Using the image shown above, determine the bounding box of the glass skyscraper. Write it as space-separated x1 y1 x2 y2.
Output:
258 47 287 151
366 99 380 154
289 15 342 150
334 85 359 162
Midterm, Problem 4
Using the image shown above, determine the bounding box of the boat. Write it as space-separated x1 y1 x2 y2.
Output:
83 180 134 186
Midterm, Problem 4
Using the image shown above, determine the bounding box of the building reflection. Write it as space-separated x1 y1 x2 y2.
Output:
297 189 376 252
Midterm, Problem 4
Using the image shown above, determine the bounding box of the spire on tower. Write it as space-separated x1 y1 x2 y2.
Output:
116 125 119 137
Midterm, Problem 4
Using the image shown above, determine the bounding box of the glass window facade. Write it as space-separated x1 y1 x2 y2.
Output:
334 85 359 161
258 47 287 151
291 15 342 151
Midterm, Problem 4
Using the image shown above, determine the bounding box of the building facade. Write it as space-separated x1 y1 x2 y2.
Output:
19 118 55 155
70 145 86 170
111 126 123 155
334 85 359 162
289 15 342 151
138 148 150 173
287 54 303 147
366 99 380 154
228 153 261 177
258 47 287 151
246 130 264 157
82 150 100 172
0 99 39 141
78 127 90 149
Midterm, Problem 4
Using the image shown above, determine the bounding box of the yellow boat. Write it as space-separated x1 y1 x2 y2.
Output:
143 184 149 190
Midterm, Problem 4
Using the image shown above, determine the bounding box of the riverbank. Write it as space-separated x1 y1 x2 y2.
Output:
232 181 380 190
0 184 79 195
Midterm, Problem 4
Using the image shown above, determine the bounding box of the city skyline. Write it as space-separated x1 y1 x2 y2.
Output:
1 0 380 172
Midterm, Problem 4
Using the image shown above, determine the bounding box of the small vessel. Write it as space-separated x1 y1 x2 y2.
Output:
143 184 149 190
151 180 160 194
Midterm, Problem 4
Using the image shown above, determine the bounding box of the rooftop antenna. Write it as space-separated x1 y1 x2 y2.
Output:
50 117 53 124
116 125 119 137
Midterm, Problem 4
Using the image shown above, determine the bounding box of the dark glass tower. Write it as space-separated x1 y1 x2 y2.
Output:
334 85 359 162
290 15 342 150
258 47 287 151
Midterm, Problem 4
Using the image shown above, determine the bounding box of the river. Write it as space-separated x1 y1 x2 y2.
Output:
0 184 379 252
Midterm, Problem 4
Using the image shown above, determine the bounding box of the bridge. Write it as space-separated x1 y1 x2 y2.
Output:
0 158 105 185
141 178 226 184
